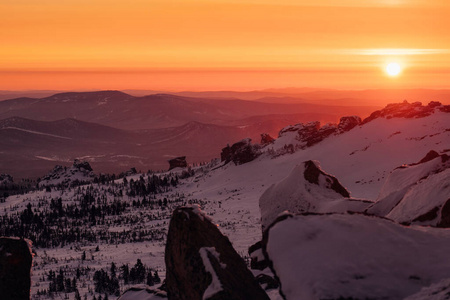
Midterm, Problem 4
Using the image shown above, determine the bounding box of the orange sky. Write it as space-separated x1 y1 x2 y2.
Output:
1 0 449 91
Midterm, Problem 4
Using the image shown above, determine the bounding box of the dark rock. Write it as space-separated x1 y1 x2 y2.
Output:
428 101 442 108
220 139 260 165
220 145 232 163
438 199 450 227
412 206 440 223
260 133 275 146
305 123 337 147
73 159 93 172
165 206 270 300
248 241 268 270
304 160 350 197
168 156 187 170
439 105 450 113
297 121 321 143
417 150 441 164
361 100 446 124
409 150 449 166
0 238 33 300
337 116 362 133
255 274 279 290
278 121 339 149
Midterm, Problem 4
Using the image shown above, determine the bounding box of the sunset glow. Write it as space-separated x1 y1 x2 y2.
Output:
386 63 402 77
1 0 449 90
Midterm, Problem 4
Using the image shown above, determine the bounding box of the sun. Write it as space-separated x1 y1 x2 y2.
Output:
386 62 402 77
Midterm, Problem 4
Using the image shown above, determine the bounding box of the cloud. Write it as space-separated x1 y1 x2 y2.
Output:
340 49 450 56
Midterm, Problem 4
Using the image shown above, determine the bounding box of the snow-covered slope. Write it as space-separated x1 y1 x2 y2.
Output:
265 213 450 300
263 102 449 199
0 101 448 300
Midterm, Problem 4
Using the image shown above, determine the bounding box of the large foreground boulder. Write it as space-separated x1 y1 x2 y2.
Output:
259 160 371 231
165 206 269 300
0 237 33 300
263 213 450 300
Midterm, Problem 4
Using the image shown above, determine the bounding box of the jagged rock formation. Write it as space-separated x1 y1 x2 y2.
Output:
260 133 275 146
362 101 449 124
366 150 450 227
0 238 33 300
72 159 93 172
337 115 362 133
165 206 269 300
220 138 261 165
39 159 95 187
262 213 450 300
168 156 188 170
276 116 362 150
259 160 370 231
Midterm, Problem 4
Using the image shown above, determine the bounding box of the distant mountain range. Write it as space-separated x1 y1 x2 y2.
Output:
0 90 378 130
0 90 384 178
1 89 449 179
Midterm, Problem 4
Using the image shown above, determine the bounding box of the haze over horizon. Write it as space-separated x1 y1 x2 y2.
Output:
1 0 449 93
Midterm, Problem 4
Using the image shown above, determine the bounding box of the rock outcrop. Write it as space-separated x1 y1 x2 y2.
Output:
72 159 93 172
260 133 275 146
276 116 361 151
259 160 370 231
366 150 450 227
39 159 95 187
362 101 449 124
0 238 33 300
168 156 188 170
220 138 260 165
165 206 269 300
337 115 361 133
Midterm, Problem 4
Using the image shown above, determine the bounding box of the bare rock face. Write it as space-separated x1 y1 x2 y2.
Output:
0 238 33 300
220 138 260 165
337 116 361 133
362 101 449 124
168 156 187 170
260 133 275 146
73 159 93 172
303 160 350 198
165 206 270 300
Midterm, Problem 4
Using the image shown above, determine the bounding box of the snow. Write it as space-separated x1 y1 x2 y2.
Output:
1 127 72 139
266 213 450 300
199 247 225 300
0 105 447 300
